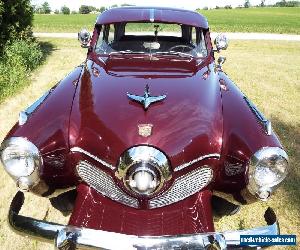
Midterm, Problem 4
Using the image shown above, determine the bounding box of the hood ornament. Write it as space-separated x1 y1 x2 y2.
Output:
127 84 166 110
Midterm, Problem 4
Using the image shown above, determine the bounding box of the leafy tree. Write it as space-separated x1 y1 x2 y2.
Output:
99 6 106 13
88 6 97 12
260 0 266 7
244 0 251 8
111 4 118 8
0 0 33 53
42 1 51 14
61 5 70 15
79 5 90 14
54 9 59 14
275 0 299 7
203 6 209 10
225 5 232 9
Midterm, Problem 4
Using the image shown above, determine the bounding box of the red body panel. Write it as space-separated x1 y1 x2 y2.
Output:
69 184 214 235
69 59 223 171
97 7 208 28
216 71 282 193
6 66 84 189
2 8 284 237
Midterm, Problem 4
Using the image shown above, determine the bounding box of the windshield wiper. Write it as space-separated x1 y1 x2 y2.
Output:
155 51 193 58
109 50 146 55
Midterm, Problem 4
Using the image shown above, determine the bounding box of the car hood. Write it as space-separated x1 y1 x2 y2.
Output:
69 58 223 170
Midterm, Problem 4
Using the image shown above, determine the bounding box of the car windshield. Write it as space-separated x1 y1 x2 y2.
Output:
95 22 208 58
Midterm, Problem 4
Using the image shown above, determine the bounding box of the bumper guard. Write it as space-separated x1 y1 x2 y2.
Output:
9 192 279 249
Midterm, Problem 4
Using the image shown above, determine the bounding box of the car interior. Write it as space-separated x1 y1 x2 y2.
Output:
95 22 207 57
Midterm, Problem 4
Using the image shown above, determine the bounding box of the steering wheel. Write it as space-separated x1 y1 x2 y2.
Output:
168 45 194 53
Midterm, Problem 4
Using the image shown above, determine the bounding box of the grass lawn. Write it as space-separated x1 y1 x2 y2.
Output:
33 7 300 34
0 38 299 249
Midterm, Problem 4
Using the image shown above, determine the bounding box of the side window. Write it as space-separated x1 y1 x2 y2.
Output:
193 28 207 57
192 27 197 44
199 29 207 56
95 24 114 54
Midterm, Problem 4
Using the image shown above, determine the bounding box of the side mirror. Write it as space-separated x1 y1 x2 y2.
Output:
217 56 226 70
214 34 228 52
218 56 226 66
78 29 91 48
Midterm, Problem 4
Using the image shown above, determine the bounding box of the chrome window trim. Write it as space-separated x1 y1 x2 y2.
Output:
174 153 220 172
70 147 115 170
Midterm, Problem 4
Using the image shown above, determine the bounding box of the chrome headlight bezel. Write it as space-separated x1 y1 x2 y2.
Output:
247 147 288 200
0 137 42 191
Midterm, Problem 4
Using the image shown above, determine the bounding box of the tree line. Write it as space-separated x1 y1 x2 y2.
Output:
32 2 133 15
33 0 299 15
201 0 299 10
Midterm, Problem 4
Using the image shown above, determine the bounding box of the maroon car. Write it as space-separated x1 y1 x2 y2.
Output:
0 7 289 249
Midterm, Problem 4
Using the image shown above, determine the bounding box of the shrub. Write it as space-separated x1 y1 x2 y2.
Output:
0 40 43 101
0 0 43 102
4 40 43 71
0 0 33 54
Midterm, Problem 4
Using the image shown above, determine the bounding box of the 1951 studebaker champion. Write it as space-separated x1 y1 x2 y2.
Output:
0 6 289 250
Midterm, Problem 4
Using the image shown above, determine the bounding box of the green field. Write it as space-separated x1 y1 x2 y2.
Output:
33 7 300 34
0 38 299 249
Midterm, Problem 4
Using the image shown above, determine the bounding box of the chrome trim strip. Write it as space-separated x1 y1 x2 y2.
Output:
244 96 272 135
70 147 115 170
8 192 279 250
19 90 52 126
149 9 155 22
174 153 220 172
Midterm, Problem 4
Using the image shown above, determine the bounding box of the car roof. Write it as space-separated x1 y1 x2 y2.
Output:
96 6 208 29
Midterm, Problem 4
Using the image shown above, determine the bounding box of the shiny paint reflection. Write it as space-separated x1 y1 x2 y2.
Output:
69 59 223 171
69 184 214 235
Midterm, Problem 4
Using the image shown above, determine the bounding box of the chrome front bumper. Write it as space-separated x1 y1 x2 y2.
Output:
9 192 279 250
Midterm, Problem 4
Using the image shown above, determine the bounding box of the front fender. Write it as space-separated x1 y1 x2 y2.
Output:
4 65 84 194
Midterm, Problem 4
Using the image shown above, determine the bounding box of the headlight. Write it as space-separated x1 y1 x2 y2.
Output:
247 147 288 200
0 137 42 181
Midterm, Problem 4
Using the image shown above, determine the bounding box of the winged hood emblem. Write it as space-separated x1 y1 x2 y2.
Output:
127 84 166 110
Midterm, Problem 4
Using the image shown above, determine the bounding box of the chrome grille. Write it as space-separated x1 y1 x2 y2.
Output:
77 161 139 208
149 167 213 209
